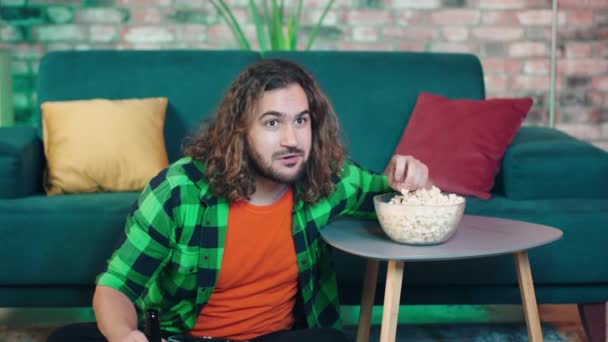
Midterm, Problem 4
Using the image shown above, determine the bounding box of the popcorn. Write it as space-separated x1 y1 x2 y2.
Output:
375 187 465 245
389 186 463 206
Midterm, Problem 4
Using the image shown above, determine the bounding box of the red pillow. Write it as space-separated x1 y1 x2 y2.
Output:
392 93 532 199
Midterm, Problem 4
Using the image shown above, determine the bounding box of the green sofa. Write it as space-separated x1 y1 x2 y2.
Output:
1 50 607 312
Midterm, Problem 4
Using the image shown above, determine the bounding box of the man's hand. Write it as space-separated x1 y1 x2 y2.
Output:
385 155 432 191
113 329 149 342
113 330 170 342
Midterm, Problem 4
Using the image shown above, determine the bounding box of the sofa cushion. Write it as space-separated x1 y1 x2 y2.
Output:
0 126 43 198
0 192 137 285
500 127 608 200
463 196 608 284
42 98 169 195
37 50 262 162
392 93 531 199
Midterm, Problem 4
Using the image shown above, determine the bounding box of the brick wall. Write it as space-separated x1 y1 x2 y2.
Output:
1 0 607 149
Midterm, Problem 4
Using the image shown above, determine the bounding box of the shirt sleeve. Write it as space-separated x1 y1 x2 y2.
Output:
339 160 392 218
96 172 176 303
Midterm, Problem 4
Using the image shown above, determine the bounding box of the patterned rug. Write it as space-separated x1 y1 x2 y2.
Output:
0 323 583 342
343 323 583 342
0 305 586 342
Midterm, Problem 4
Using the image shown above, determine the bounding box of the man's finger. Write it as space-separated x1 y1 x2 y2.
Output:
131 330 150 342
393 157 407 183
420 164 429 188
403 162 417 189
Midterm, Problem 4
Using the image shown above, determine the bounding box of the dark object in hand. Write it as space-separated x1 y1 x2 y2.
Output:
145 309 162 342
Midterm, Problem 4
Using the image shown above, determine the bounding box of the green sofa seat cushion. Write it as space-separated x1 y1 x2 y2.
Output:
500 127 608 200
466 195 608 283
0 127 43 198
0 192 138 285
6 191 607 294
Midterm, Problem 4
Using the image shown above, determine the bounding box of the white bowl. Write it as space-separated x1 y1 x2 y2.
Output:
373 192 465 245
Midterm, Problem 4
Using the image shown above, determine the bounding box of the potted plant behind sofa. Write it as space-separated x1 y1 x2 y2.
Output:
210 0 335 54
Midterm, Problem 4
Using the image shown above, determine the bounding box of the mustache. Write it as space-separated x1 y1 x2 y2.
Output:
273 148 305 159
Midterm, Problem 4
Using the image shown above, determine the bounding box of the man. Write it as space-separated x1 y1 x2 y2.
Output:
48 59 431 342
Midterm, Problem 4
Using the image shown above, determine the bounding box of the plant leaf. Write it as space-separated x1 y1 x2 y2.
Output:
210 1 240 48
262 0 274 51
249 0 268 52
279 0 286 49
271 0 284 50
215 0 251 50
287 15 296 50
289 0 303 50
306 0 335 50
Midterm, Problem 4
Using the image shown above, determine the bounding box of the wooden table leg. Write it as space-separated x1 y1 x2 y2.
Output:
379 260 404 342
357 259 379 342
514 251 543 342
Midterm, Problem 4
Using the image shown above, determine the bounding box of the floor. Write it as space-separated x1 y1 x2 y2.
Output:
0 304 589 342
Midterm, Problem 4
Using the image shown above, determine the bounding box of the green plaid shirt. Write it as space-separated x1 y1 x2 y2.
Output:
96 156 389 334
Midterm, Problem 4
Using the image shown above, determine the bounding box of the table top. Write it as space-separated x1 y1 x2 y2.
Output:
320 215 563 261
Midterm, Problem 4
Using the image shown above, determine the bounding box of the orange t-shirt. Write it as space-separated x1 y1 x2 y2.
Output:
190 188 298 340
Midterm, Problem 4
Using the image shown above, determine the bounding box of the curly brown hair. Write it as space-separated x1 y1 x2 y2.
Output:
183 59 346 204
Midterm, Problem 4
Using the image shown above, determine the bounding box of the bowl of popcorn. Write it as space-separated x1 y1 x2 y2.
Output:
373 186 466 245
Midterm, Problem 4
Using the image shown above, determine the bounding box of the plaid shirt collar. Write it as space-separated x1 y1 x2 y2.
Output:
192 158 306 212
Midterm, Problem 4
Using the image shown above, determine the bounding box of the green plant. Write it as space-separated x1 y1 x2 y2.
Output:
210 0 335 53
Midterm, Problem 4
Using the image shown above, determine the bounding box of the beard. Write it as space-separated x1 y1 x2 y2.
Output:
246 144 307 184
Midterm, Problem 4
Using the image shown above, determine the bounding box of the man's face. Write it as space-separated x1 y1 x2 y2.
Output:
247 83 312 184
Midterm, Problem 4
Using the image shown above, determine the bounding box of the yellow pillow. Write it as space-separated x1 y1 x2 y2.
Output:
42 97 169 195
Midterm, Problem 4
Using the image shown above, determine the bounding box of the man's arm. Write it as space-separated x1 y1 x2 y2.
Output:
94 173 177 341
93 286 148 342
337 161 390 218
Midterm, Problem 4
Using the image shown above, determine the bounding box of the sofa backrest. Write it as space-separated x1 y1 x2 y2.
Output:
37 50 484 172
266 51 485 172
37 50 261 163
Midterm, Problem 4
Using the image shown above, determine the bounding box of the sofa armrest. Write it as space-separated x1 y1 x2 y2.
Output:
499 126 608 200
0 126 44 198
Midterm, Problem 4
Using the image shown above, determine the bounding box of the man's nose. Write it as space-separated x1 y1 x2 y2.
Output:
281 123 297 147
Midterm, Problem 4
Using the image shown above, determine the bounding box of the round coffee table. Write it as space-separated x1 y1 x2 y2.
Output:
320 215 563 342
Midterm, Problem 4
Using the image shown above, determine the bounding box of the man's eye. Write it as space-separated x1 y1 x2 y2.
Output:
266 120 278 127
296 117 308 125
